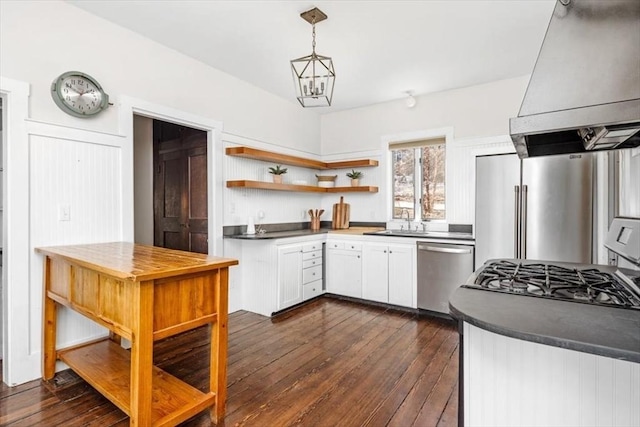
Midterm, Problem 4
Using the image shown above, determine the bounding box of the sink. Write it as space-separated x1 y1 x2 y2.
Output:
367 230 473 239
370 230 429 237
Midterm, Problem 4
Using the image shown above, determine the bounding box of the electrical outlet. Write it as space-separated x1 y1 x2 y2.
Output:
58 204 70 221
229 202 236 214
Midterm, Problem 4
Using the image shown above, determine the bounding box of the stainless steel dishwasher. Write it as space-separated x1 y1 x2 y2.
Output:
417 241 475 314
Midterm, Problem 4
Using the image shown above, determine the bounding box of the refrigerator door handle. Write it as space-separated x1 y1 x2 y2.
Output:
514 185 520 258
522 185 528 259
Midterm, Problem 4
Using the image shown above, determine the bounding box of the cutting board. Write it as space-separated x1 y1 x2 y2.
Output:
332 196 350 229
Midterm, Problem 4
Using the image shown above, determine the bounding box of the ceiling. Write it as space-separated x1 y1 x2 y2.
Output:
67 0 557 113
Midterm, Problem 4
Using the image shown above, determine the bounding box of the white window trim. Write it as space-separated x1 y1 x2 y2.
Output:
381 127 454 229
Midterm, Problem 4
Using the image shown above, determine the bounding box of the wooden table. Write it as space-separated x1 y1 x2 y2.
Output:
37 242 238 427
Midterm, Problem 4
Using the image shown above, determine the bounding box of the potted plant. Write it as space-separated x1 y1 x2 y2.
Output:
268 165 288 183
346 169 363 186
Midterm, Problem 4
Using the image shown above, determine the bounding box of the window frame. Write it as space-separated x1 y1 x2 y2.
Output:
384 127 453 226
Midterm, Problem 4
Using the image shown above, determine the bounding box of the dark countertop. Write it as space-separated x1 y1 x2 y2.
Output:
449 287 640 362
225 228 330 240
226 228 474 241
364 230 474 241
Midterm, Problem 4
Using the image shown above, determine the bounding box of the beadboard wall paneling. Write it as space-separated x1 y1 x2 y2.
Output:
223 238 243 313
447 136 515 226
619 148 640 218
239 240 279 317
224 149 320 225
224 135 388 225
322 152 385 222
223 135 520 228
29 132 121 356
464 322 640 427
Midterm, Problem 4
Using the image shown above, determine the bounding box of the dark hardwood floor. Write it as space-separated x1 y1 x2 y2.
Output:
0 297 459 427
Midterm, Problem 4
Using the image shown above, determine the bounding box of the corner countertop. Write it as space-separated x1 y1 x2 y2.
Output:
225 228 330 240
225 227 386 240
449 287 640 362
225 226 473 241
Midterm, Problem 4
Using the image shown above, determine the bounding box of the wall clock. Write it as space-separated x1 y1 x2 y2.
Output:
51 71 109 118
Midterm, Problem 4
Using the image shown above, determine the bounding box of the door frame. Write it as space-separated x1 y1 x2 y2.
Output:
119 96 224 256
0 76 31 385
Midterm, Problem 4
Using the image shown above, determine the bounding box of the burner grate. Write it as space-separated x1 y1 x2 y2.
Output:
469 260 640 309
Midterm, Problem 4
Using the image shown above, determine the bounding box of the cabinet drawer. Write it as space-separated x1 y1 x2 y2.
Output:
303 265 322 283
303 280 323 300
303 242 322 252
302 250 322 261
303 258 322 269
327 241 344 249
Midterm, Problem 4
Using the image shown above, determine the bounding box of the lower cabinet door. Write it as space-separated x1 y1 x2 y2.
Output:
327 248 362 298
362 244 389 303
388 245 414 307
278 245 303 310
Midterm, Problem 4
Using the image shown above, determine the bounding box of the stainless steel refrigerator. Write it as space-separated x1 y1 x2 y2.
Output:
475 153 594 270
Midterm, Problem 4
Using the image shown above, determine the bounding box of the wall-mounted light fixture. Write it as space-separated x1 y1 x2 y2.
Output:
290 8 336 107
405 91 417 108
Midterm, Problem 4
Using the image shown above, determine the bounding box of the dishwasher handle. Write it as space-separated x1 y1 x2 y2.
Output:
417 244 473 254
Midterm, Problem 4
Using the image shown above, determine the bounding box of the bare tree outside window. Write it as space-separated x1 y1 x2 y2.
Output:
392 149 415 219
421 145 445 219
391 143 445 221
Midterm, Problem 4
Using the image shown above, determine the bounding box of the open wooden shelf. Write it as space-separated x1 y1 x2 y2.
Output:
226 180 378 193
226 146 378 170
58 339 216 426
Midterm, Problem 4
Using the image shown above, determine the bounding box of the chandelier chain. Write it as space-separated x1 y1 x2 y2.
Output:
312 20 316 54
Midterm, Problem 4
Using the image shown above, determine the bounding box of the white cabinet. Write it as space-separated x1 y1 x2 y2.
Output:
278 245 304 310
361 245 388 302
326 241 362 298
278 240 323 311
362 243 414 308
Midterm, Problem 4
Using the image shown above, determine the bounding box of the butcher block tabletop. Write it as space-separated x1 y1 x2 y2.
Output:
36 242 238 282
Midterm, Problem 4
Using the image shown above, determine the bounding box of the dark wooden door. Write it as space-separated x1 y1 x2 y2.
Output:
153 121 208 253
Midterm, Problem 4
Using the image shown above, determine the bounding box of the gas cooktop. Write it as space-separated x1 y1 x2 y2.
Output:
465 260 640 310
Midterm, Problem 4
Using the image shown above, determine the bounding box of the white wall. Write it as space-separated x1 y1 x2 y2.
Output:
321 76 528 154
319 76 528 225
0 1 320 153
0 0 321 385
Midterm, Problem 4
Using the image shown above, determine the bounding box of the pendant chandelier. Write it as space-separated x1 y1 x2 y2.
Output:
290 7 335 107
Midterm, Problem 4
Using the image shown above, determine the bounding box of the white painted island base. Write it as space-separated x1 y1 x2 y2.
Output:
463 322 640 427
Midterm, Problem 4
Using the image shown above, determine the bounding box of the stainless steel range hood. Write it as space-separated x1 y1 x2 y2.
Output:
510 0 640 158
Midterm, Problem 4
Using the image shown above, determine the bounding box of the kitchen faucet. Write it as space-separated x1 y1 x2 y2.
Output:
401 208 411 231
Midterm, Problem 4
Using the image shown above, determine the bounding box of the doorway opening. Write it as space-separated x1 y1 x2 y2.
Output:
133 116 209 253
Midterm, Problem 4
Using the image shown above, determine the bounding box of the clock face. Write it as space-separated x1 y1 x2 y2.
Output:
51 72 109 117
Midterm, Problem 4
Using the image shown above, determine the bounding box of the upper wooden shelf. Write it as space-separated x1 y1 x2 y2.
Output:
227 180 378 193
226 146 378 170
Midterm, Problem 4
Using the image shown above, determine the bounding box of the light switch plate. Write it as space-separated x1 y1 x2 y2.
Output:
58 204 70 221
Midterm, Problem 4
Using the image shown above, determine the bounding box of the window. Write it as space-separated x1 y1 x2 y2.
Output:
391 139 445 220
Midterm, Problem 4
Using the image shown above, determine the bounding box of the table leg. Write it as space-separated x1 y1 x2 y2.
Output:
210 268 229 423
42 257 57 381
129 280 154 426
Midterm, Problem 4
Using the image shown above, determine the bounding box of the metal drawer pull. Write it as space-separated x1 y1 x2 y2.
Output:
421 246 472 254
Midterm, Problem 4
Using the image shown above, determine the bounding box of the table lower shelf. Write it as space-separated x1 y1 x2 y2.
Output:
58 339 215 426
